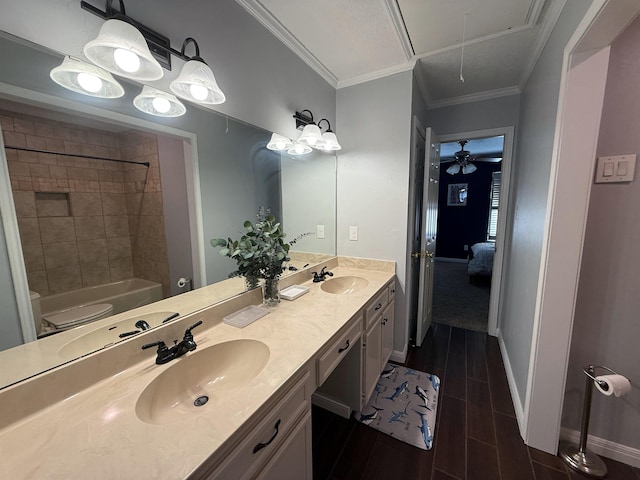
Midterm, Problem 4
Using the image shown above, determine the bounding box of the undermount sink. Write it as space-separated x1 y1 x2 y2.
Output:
321 276 369 294
135 339 270 425
58 311 178 358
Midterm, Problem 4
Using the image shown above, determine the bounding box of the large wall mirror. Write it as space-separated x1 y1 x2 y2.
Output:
0 31 337 389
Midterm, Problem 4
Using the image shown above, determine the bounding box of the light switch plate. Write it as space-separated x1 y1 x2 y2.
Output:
316 224 325 239
595 154 636 183
349 226 358 241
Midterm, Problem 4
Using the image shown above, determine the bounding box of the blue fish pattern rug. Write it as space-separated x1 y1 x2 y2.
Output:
355 363 440 450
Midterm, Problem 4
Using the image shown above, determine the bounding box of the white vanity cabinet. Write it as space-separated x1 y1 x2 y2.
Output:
196 370 313 480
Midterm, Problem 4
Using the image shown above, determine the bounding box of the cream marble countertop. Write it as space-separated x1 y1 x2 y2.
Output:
0 264 394 479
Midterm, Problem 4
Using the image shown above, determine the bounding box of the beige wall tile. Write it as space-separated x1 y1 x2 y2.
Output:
13 118 35 135
107 236 132 260
35 192 70 217
27 270 49 296
80 261 111 287
49 165 67 179
0 113 14 131
12 191 36 218
39 217 75 243
3 131 26 148
67 166 99 181
22 244 45 273
101 193 126 215
69 192 102 216
34 121 54 138
109 257 133 281
29 164 50 178
141 192 163 216
25 135 47 150
74 216 105 240
77 238 108 265
17 218 41 245
104 216 130 238
47 265 82 294
7 159 31 177
43 242 79 269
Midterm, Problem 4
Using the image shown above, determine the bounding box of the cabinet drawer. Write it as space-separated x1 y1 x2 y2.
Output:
387 281 396 302
317 316 362 386
365 289 388 328
208 371 311 480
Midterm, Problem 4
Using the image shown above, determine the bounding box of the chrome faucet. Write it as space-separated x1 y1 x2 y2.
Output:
142 320 203 365
312 266 334 283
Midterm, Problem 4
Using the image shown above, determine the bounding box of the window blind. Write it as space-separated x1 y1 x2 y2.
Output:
487 171 501 240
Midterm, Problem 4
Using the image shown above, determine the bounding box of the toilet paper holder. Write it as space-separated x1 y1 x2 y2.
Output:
559 364 622 479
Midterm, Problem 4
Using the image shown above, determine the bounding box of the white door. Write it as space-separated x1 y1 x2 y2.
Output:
415 128 440 347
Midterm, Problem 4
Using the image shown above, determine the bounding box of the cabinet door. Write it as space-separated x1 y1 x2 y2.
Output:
256 411 312 480
381 300 394 369
362 318 382 405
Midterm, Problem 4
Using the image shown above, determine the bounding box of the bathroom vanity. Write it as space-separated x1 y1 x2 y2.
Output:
0 257 395 479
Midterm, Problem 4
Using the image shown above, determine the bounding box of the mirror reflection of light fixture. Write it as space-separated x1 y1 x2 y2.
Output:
317 119 342 151
446 163 461 175
287 142 312 156
133 86 186 117
267 133 293 151
462 163 477 174
83 19 164 81
50 56 125 98
169 38 225 105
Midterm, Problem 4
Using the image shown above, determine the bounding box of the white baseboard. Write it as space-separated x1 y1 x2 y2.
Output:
560 427 640 468
311 392 351 419
390 346 407 364
497 329 526 435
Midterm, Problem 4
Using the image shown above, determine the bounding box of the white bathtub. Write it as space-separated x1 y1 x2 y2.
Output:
40 278 164 318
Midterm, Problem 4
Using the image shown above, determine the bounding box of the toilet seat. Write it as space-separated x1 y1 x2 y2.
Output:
42 303 114 330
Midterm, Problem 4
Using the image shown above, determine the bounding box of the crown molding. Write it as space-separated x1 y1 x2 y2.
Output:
337 61 415 89
526 0 547 24
235 0 338 88
383 0 414 60
519 0 567 90
427 86 520 110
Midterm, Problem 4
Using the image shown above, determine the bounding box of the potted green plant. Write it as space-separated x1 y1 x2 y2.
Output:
211 208 305 305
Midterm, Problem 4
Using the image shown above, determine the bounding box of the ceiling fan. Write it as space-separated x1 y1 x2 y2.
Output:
440 140 502 175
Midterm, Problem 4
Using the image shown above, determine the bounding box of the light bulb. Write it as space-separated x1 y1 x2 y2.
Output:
152 97 171 113
189 84 208 101
114 48 140 73
77 72 103 93
294 144 306 154
275 140 287 150
306 137 317 146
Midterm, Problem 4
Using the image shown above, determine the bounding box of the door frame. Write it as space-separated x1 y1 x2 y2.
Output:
438 126 515 337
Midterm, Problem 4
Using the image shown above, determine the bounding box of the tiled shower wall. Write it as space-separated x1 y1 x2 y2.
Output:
1 108 170 298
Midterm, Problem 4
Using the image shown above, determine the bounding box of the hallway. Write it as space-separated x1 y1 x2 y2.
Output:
312 323 639 479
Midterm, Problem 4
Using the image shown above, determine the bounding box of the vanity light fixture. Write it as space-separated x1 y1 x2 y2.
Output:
317 119 342 151
294 110 323 148
170 38 225 105
133 86 186 117
266 133 293 151
83 19 164 82
79 0 226 106
49 56 125 98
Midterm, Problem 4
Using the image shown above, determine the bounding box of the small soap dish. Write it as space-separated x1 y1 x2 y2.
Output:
223 305 270 328
280 285 310 301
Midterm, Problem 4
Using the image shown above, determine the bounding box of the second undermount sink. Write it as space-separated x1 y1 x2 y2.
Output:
321 276 369 294
135 339 270 425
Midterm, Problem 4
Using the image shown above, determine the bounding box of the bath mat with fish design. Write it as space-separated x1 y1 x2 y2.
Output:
354 363 440 450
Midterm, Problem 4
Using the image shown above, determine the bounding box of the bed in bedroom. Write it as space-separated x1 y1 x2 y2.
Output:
468 242 495 281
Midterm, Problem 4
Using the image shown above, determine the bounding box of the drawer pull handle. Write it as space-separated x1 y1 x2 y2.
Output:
338 339 350 353
253 419 281 454
375 303 382 311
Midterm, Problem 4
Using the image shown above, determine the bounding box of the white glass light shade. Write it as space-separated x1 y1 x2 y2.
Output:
170 60 225 105
133 86 186 117
462 163 477 174
287 142 312 156
319 131 342 151
50 56 124 98
83 19 164 81
267 133 293 151
446 163 461 175
297 124 323 147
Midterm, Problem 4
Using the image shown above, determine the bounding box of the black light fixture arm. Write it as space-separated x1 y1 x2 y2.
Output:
317 118 333 133
80 0 206 68
293 109 315 129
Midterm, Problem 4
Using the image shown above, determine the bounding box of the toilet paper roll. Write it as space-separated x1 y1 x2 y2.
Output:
594 374 631 397
177 277 188 288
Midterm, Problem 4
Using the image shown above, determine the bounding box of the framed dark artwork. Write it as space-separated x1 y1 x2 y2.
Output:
447 183 468 206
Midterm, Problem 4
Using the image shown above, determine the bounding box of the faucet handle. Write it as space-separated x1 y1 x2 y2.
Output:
141 340 167 352
184 320 203 337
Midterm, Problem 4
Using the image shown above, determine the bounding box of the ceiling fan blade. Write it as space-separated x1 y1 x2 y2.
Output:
472 157 502 163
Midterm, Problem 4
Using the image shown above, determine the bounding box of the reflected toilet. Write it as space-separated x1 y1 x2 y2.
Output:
40 303 114 335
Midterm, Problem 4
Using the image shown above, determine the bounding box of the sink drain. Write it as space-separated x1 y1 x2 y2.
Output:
194 395 209 407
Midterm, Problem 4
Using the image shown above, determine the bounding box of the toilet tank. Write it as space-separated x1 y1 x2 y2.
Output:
29 290 42 335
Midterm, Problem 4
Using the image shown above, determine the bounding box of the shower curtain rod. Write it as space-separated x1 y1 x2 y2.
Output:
4 145 151 167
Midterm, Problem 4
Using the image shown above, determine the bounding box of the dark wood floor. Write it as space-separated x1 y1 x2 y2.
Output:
312 323 640 480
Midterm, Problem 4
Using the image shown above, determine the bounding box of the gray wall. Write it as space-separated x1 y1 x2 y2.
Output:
563 15 640 450
500 0 594 405
336 71 413 354
0 210 23 350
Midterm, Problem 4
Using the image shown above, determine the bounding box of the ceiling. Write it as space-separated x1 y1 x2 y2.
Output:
236 0 563 108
